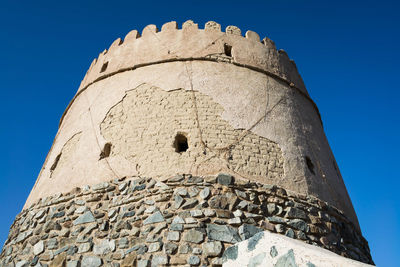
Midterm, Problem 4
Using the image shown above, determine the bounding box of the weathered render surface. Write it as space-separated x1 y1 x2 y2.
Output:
0 20 373 266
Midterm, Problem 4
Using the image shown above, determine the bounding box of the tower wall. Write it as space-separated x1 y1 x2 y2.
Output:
27 21 356 227
0 21 373 266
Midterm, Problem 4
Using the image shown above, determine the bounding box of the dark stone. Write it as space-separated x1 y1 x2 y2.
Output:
67 260 80 267
202 241 223 256
187 255 200 265
170 223 183 231
118 237 129 249
100 221 109 231
285 229 295 239
217 173 234 185
206 224 241 243
261 221 275 232
188 187 199 197
143 211 164 225
86 194 102 202
174 195 185 209
286 207 307 220
237 200 248 210
67 246 78 255
52 211 65 218
199 187 210 199
16 230 33 243
73 211 96 225
137 259 150 267
147 233 162 243
183 229 204 244
297 230 307 240
239 224 263 240
267 216 285 224
15 260 29 267
92 182 111 191
209 195 229 210
288 219 309 232
178 243 192 254
29 236 41 246
115 221 132 231
44 221 62 232
54 246 69 256
148 242 162 253
275 249 298 267
248 252 266 267
81 256 102 267
215 210 231 218
46 238 59 250
151 255 168 266
31 256 39 266
164 242 178 255
320 236 331 246
234 189 248 199
93 211 105 219
222 245 238 262
181 199 198 210
247 203 259 213
247 231 264 251
131 244 148 255
133 184 146 191
187 176 204 184
168 175 184 183
136 245 148 255
122 211 136 218
270 246 278 257
276 188 287 196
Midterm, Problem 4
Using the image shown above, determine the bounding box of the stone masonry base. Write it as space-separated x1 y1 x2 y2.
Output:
0 174 372 266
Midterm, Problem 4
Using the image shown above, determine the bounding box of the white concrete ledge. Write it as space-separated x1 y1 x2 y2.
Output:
222 230 374 267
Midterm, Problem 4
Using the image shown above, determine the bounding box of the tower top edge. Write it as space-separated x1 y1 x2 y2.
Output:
78 20 306 93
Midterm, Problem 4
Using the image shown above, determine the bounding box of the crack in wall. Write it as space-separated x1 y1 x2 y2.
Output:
83 93 120 179
59 57 322 129
49 132 82 178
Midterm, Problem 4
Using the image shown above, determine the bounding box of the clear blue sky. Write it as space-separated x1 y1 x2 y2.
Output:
0 0 399 266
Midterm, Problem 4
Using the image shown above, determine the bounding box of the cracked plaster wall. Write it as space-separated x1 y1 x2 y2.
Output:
50 132 82 179
25 60 358 229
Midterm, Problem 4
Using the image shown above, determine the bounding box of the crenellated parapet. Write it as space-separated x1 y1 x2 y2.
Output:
78 20 306 95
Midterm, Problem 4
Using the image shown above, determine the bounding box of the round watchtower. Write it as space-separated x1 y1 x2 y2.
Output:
0 20 373 266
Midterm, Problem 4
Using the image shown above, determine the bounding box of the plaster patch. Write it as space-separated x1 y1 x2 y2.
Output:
100 83 284 180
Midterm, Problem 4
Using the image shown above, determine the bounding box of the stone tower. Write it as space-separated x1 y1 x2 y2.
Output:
1 20 373 266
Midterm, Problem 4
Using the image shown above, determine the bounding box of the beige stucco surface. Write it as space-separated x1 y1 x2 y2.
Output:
24 21 359 229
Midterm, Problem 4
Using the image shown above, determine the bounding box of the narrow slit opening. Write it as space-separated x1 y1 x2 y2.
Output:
100 143 112 159
50 153 62 173
224 44 232 57
305 156 315 175
100 62 108 73
333 160 340 177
